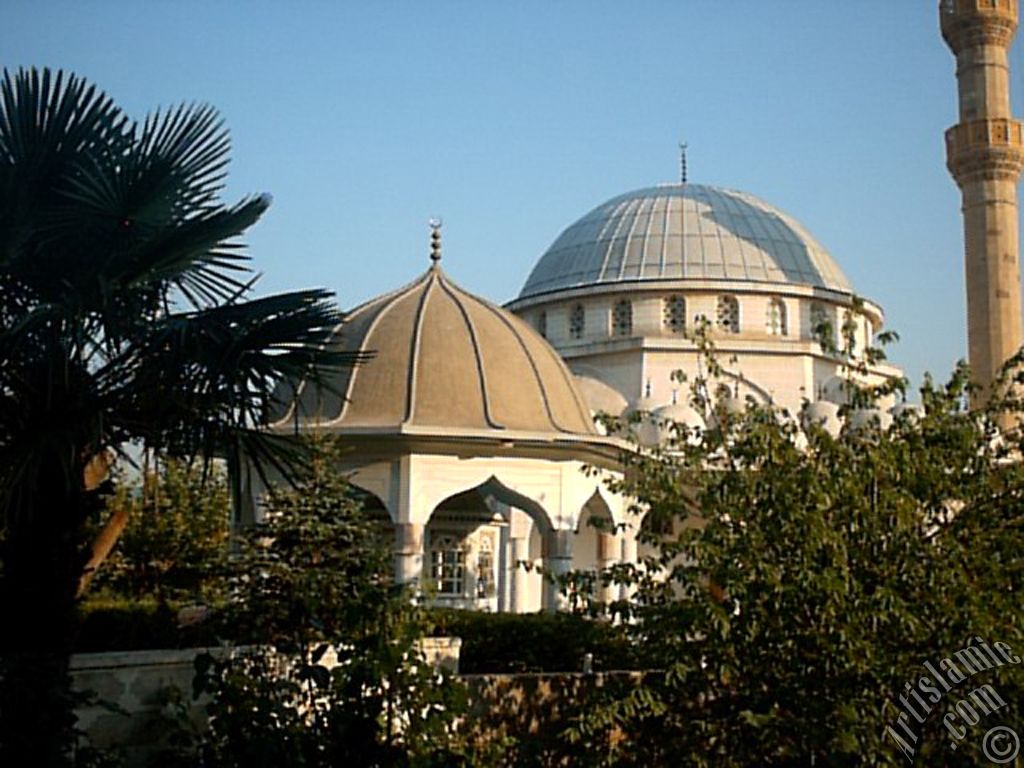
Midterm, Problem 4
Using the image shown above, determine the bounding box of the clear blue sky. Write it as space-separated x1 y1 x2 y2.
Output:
7 1 1023 390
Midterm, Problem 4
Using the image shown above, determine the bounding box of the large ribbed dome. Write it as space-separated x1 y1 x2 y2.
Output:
270 264 598 437
519 184 852 298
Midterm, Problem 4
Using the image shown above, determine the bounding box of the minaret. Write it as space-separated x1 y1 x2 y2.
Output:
942 0 1024 396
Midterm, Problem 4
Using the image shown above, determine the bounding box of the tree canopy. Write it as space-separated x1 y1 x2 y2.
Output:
566 361 1024 766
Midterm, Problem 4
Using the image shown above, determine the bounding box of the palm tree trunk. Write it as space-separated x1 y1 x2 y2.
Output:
76 507 128 597
0 455 88 767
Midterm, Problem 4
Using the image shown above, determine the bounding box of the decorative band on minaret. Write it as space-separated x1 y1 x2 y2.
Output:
942 0 1024 398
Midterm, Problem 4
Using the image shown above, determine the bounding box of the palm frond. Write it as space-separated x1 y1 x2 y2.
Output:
0 68 128 307
98 290 365 454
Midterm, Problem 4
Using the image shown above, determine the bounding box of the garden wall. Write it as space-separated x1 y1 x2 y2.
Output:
70 644 640 766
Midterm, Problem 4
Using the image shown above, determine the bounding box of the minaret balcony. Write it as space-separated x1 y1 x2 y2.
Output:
946 118 1024 182
941 0 1018 50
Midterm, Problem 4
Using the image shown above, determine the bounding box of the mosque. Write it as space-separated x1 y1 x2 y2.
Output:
241 0 1024 613
248 182 902 614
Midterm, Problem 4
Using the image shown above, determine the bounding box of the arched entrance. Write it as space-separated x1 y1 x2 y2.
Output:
573 490 621 606
424 476 557 612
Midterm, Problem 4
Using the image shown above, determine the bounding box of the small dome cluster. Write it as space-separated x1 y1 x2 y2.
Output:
591 389 925 449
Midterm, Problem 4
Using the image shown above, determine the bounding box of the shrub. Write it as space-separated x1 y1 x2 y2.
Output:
186 442 473 767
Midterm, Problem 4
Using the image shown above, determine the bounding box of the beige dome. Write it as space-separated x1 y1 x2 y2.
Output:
271 263 597 437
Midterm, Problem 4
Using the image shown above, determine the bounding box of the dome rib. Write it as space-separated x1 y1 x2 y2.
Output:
335 273 428 425
457 287 587 434
402 271 437 425
277 276 425 426
597 198 634 283
657 199 671 274
436 276 505 430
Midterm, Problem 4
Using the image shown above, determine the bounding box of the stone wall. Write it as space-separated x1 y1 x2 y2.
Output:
71 639 463 766
71 648 212 765
460 671 646 764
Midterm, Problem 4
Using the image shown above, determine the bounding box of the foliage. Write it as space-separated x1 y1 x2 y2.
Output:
565 358 1024 766
88 457 230 602
426 609 639 674
0 67 354 765
179 442 473 768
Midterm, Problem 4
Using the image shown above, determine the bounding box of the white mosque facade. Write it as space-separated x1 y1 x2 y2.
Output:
246 179 904 613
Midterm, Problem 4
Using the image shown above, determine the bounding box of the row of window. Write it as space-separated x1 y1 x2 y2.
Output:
536 295 797 340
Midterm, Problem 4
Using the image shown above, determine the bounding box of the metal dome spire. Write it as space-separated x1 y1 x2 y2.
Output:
678 141 688 184
429 218 443 267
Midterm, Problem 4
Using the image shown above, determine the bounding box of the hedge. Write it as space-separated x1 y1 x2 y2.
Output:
425 609 640 674
75 597 220 653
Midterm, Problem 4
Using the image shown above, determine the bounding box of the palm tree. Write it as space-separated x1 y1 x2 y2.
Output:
0 68 356 764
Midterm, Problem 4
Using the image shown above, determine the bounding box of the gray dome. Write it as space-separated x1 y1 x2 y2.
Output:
519 184 852 298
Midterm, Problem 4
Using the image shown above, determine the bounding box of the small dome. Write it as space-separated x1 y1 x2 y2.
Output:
819 375 861 405
654 403 706 445
890 402 925 422
801 400 842 437
519 183 852 299
848 408 893 432
272 265 597 436
574 374 629 417
629 394 663 414
630 402 705 447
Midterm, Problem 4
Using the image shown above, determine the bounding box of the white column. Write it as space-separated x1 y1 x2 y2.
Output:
394 522 425 586
544 529 574 612
509 536 530 613
498 522 510 612
597 529 620 605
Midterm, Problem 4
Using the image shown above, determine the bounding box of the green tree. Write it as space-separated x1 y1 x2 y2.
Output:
567 362 1024 766
0 68 354 765
185 441 470 768
89 457 230 602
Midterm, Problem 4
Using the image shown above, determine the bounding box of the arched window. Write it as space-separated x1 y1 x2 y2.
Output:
430 532 466 597
843 311 857 354
663 295 686 334
569 304 585 340
612 299 632 337
716 295 740 334
536 310 547 339
766 298 787 336
810 302 833 345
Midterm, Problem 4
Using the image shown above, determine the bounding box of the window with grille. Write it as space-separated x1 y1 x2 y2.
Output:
475 536 495 598
536 310 547 339
430 533 466 597
663 295 686 334
716 295 740 334
766 298 787 336
612 299 632 337
569 304 585 340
